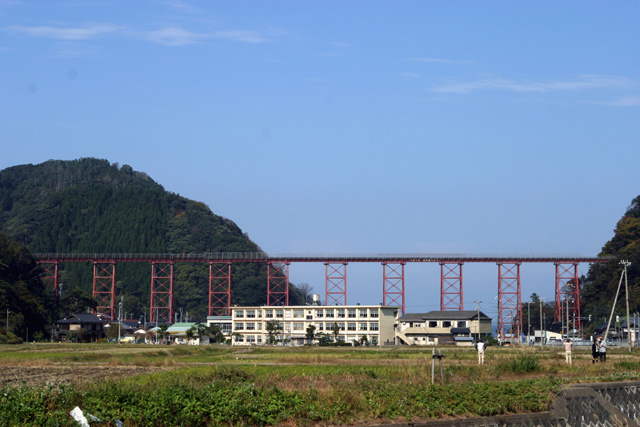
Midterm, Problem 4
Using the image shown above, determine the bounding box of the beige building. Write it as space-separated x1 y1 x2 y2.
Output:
225 305 399 346
396 311 492 346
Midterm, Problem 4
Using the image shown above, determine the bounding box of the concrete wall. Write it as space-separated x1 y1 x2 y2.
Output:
377 381 640 427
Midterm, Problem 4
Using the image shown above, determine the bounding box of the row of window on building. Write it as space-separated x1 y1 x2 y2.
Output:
235 334 380 345
234 322 380 332
234 308 380 320
408 320 468 328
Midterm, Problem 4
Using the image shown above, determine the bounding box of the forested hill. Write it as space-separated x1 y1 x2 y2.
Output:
581 195 640 323
0 158 303 320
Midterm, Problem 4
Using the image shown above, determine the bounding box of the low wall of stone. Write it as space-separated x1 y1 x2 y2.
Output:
378 381 640 427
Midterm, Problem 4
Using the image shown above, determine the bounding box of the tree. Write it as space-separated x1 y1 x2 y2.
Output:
205 324 224 344
305 324 316 345
0 159 273 321
297 283 314 304
582 194 640 326
332 322 340 342
186 326 195 340
0 232 50 340
193 322 206 338
316 332 331 345
105 322 123 342
266 320 282 345
157 324 169 344
60 287 97 314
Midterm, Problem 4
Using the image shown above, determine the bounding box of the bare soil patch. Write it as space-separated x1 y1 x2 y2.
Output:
0 365 166 388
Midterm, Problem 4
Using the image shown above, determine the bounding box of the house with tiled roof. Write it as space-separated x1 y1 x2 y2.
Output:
57 313 105 342
396 310 491 346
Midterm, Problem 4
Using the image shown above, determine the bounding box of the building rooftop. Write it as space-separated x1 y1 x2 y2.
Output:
398 310 491 322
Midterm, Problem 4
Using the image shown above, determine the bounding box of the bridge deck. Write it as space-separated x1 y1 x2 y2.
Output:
33 252 609 263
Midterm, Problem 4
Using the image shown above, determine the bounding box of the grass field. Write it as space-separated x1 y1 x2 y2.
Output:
1 343 639 426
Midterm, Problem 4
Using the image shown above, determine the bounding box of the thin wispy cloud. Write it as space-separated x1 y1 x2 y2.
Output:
142 27 202 46
431 75 632 94
141 28 266 45
602 96 640 107
6 24 118 40
213 30 265 43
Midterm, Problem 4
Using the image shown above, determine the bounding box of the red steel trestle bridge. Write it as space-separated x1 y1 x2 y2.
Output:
34 253 608 341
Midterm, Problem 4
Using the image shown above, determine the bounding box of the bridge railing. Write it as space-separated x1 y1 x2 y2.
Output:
32 252 611 263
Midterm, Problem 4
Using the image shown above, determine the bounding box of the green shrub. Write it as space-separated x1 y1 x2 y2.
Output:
494 353 540 375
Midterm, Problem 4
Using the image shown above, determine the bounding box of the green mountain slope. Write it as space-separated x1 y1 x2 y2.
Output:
581 195 640 325
0 158 302 320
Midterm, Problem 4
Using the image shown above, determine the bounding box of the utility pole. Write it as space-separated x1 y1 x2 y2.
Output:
622 260 632 351
604 262 626 344
539 298 545 346
474 300 482 342
566 297 569 339
118 296 123 344
6 309 9 332
527 302 531 345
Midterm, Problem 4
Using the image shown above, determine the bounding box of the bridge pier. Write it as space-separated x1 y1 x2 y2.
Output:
267 262 289 306
440 262 463 310
93 262 116 320
325 262 347 306
209 262 231 316
39 261 60 301
554 262 581 333
383 262 405 315
150 262 174 324
496 262 522 341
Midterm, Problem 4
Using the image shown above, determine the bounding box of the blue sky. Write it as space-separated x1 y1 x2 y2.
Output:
1 1 639 316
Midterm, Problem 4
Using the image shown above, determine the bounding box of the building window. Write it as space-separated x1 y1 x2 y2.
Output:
348 309 356 318
235 310 244 318
316 310 323 318
429 321 437 328
246 323 255 330
285 310 292 319
257 335 262 344
359 309 368 318
347 323 356 331
458 321 466 328
338 322 345 331
265 309 273 318
256 322 262 331
293 309 304 319
235 335 244 343
359 323 368 331
235 323 244 330
371 336 378 345
442 321 451 328
325 309 334 318
285 323 291 332
293 322 304 331
215 323 232 334
370 309 379 318
246 310 256 318
318 323 324 331
370 322 379 331
276 309 284 318
337 309 345 318
247 335 256 343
